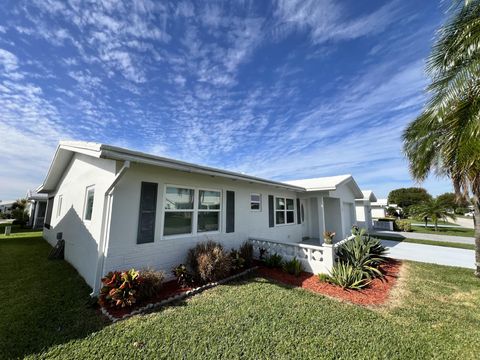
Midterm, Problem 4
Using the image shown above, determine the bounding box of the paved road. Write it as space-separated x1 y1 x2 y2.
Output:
411 223 460 228
381 240 475 269
0 219 13 225
372 230 475 245
452 217 475 229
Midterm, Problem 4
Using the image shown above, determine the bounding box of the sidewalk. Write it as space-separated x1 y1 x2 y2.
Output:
372 230 475 245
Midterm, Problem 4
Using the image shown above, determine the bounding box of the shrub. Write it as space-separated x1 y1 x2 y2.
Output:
172 264 194 288
282 257 303 277
454 207 469 215
328 262 369 289
138 268 164 300
99 269 141 308
239 241 254 267
264 253 283 268
336 231 388 280
230 249 245 271
317 273 330 283
395 219 412 232
187 241 232 283
259 247 267 261
323 231 335 244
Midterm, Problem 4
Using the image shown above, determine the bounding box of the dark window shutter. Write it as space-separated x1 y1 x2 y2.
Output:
296 198 301 224
268 195 274 228
137 182 158 244
226 190 235 233
44 196 54 229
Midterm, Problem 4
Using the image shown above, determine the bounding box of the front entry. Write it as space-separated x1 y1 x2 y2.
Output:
300 199 309 239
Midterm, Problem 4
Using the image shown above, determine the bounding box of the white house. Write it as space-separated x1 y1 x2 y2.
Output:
355 190 377 230
371 198 389 218
26 190 48 229
38 141 363 293
0 200 16 216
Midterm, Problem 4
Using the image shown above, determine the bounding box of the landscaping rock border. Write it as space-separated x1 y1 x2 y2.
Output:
101 266 258 323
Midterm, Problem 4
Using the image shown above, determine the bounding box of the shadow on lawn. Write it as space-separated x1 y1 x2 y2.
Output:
0 209 109 359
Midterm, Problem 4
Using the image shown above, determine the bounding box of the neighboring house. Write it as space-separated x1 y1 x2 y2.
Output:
0 200 16 216
355 190 377 230
371 198 389 218
26 190 48 229
38 141 363 293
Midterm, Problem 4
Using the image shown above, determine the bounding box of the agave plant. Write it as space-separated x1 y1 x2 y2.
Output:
336 231 388 279
328 262 369 290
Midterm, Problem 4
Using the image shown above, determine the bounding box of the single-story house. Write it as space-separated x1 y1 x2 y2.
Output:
0 200 16 216
371 198 389 218
355 190 377 230
38 141 363 293
26 190 48 229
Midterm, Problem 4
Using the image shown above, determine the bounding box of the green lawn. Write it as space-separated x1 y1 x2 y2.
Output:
410 218 458 226
2 234 480 359
410 225 475 237
0 223 41 239
376 235 475 250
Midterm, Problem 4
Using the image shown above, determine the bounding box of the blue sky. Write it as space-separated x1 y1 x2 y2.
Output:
0 0 453 200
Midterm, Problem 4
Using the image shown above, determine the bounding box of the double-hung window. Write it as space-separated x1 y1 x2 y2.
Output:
164 186 194 236
198 190 221 232
250 193 261 211
275 197 295 225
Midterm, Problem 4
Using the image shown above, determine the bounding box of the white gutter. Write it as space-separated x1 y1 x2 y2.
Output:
91 160 130 295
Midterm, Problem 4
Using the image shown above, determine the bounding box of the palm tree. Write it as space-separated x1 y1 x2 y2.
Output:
403 0 480 277
410 199 456 232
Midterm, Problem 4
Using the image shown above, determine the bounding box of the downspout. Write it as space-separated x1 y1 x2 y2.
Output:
91 160 130 296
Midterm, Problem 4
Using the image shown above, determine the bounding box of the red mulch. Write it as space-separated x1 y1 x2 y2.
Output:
256 259 402 306
104 280 195 319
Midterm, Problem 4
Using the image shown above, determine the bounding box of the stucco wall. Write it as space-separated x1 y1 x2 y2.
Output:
105 163 302 276
371 207 386 219
43 153 116 288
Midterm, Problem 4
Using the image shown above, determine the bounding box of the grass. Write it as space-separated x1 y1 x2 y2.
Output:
2 232 480 359
0 223 41 239
410 218 458 226
376 235 475 250
410 225 475 237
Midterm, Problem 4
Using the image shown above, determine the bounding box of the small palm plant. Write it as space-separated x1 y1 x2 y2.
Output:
409 199 456 232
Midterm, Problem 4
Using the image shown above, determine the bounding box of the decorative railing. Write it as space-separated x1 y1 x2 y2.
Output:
249 238 333 274
333 235 355 248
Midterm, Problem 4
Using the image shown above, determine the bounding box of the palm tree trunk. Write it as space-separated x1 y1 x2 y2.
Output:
473 193 480 278
424 216 428 229
434 219 438 232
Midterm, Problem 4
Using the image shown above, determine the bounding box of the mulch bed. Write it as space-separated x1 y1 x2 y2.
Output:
256 258 402 306
104 280 195 319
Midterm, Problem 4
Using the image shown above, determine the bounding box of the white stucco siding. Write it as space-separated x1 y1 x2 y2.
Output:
371 207 386 219
327 183 357 238
43 153 116 288
105 163 302 276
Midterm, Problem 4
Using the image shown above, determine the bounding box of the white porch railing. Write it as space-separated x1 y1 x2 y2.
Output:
249 236 355 274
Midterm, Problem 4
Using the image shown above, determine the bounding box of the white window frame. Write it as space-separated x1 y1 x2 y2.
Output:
83 185 95 222
56 195 63 218
250 193 261 212
275 196 296 226
162 184 222 239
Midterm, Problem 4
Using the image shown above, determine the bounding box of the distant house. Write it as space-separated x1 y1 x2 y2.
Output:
26 190 48 229
0 200 16 217
38 141 363 292
355 190 377 230
371 198 389 218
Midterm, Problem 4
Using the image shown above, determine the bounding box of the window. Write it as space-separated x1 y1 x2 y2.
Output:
198 190 221 232
275 197 295 225
137 182 158 244
84 186 95 221
163 186 222 237
250 193 261 211
56 195 63 218
164 186 194 236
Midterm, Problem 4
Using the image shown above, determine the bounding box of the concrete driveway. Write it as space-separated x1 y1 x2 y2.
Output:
381 240 475 269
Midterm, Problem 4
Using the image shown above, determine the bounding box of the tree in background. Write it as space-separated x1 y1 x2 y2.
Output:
437 192 470 212
410 199 456 231
403 0 480 277
11 199 29 227
387 188 432 216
